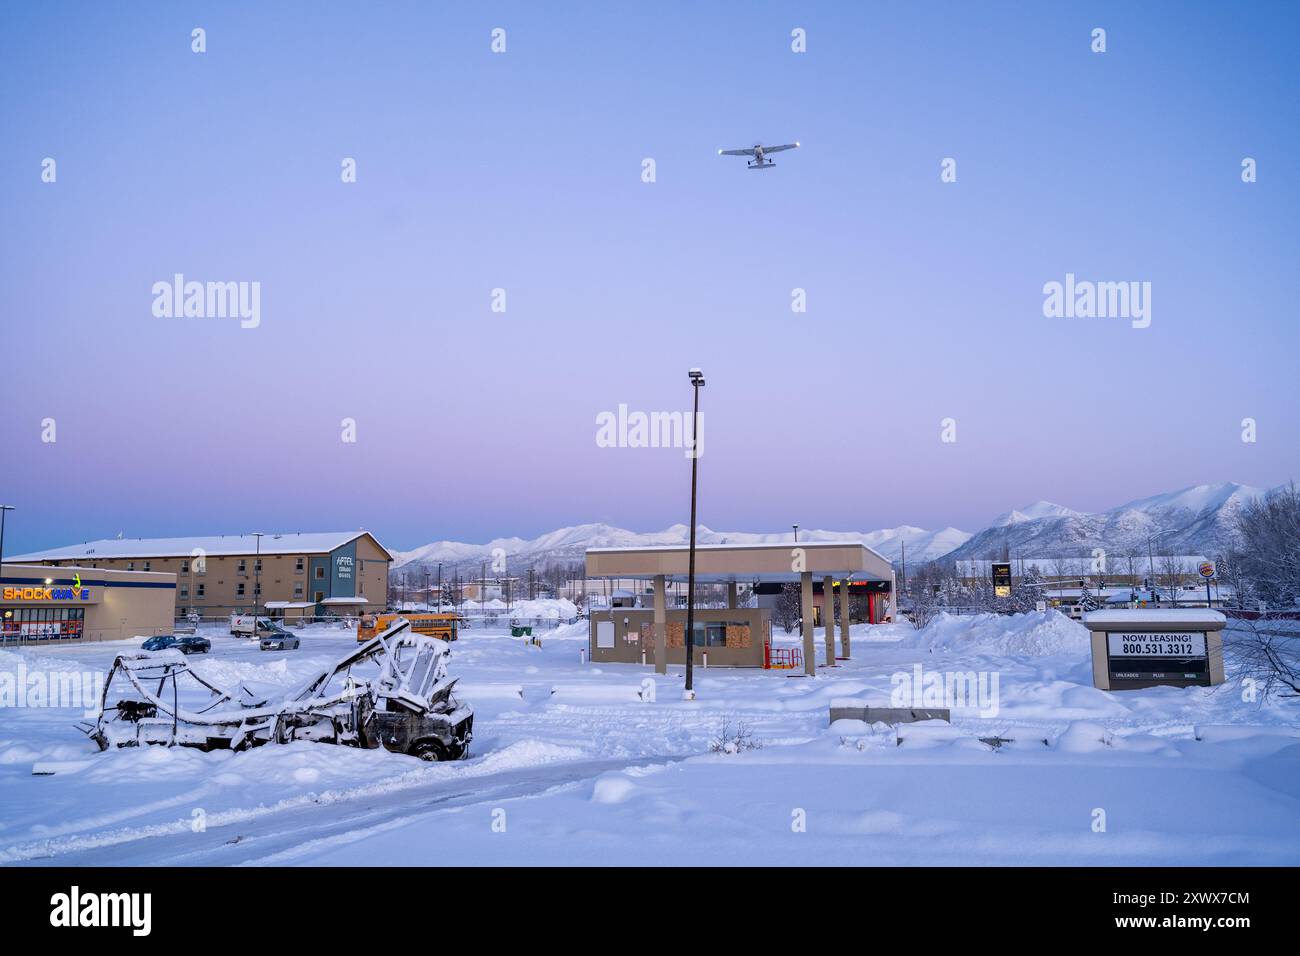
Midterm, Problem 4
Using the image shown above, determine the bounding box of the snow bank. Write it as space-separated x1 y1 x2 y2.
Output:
508 598 579 619
901 611 1090 657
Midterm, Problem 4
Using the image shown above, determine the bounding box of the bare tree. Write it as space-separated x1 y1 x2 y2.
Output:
1224 617 1300 699
1157 553 1186 606
1233 483 1300 609
774 582 801 634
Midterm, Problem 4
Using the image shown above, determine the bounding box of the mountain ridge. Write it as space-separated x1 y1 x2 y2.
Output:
389 481 1284 575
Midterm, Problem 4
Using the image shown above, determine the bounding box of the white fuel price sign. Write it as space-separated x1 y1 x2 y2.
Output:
1107 631 1206 658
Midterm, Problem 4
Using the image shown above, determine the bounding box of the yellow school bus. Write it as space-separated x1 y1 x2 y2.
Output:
358 612 461 643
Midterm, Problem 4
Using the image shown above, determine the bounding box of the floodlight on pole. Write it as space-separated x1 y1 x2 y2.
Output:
684 368 705 699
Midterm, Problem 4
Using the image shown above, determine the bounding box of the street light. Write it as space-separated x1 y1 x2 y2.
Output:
249 532 264 629
437 562 443 611
0 505 14 578
792 524 799 543
684 368 705 699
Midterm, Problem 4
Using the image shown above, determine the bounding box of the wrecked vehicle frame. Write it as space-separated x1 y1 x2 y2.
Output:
81 620 472 760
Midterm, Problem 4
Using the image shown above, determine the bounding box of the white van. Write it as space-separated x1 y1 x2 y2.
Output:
230 613 276 637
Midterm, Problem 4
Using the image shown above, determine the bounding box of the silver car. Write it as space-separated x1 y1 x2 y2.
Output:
259 624 301 651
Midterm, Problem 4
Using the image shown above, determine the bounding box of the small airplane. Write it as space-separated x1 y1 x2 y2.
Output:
717 142 800 169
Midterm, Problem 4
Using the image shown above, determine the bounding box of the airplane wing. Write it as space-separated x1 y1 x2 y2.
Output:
762 143 799 153
718 148 758 156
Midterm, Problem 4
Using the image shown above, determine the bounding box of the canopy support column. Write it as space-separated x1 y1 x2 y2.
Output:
801 571 816 676
839 578 852 659
822 575 836 667
653 574 667 675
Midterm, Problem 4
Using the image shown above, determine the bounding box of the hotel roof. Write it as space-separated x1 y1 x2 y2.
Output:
8 531 389 562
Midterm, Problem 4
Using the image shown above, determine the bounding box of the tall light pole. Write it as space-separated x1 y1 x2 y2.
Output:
0 505 14 577
437 562 443 611
792 524 799 543
424 569 430 610
684 368 705 698
249 532 264 628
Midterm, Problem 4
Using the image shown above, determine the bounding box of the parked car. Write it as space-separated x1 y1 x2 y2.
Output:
259 622 300 651
141 635 211 654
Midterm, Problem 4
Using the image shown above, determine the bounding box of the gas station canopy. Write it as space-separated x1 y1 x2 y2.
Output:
585 540 894 584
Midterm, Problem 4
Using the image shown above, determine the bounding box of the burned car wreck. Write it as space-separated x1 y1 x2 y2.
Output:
81 620 472 760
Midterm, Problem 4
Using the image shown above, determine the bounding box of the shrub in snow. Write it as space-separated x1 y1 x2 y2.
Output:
709 716 760 754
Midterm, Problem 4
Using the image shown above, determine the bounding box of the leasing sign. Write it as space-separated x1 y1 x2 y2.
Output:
1105 630 1209 687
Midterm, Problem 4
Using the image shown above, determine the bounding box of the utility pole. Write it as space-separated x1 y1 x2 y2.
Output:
437 562 443 611
249 532 264 629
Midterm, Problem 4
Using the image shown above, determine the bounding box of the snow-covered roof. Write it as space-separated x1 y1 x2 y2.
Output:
587 538 894 566
8 531 387 562
1084 609 1226 627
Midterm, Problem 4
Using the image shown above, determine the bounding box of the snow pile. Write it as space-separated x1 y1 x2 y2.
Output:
502 598 579 620
190 655 292 689
547 619 590 641
902 611 1090 657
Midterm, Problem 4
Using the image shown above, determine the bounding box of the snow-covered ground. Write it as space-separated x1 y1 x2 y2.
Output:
1 613 1296 866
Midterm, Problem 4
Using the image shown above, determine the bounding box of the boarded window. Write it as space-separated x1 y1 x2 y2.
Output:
667 620 752 648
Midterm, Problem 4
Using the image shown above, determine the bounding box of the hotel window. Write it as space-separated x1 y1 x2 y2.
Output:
254 583 262 596
143 561 151 572
128 562 135 571
237 583 246 597
180 586 189 599
181 560 189 573
197 584 205 598
293 583 304 598
254 559 262 573
295 557 304 573
238 559 247 573
315 566 325 580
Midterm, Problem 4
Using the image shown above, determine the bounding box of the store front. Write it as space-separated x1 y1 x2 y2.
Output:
0 564 176 644
1 605 86 641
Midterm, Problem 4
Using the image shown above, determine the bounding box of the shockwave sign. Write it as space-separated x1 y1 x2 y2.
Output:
2 585 92 602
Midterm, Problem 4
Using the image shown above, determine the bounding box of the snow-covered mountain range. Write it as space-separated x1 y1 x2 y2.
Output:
390 522 969 572
389 481 1282 574
944 482 1273 562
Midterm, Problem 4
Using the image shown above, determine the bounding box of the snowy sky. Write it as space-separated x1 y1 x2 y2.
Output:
1 1 1298 553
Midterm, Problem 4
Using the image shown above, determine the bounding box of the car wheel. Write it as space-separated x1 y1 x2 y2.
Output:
410 739 449 762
